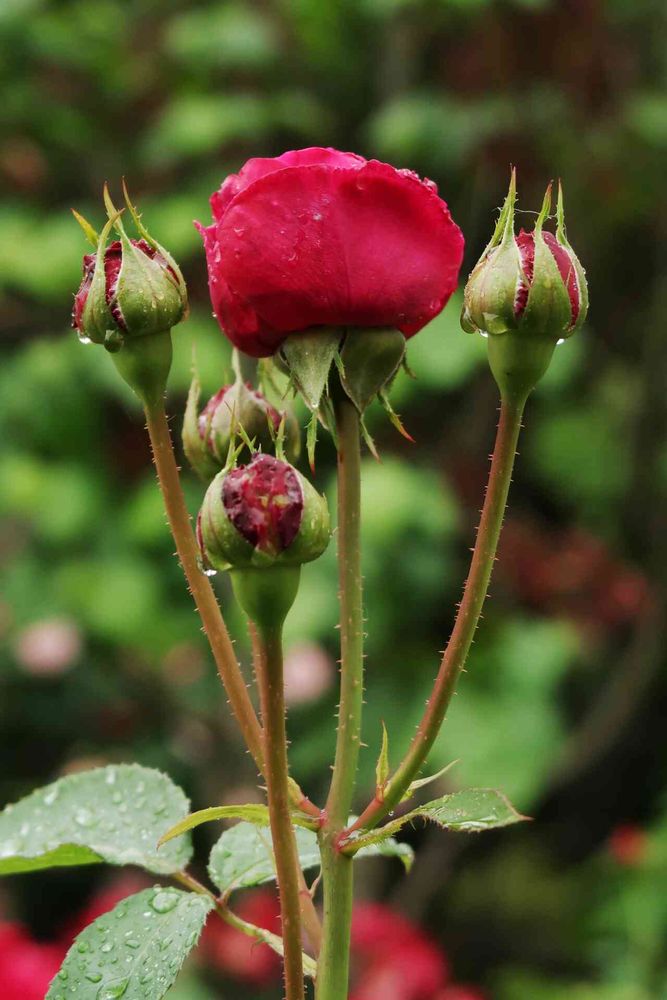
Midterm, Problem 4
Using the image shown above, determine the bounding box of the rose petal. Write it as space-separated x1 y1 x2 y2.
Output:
210 159 463 354
210 147 366 220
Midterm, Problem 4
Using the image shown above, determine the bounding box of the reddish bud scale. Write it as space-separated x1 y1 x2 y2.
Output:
222 454 303 556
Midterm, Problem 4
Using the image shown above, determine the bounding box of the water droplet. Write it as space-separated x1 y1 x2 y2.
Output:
74 808 95 828
203 567 217 577
77 941 90 953
85 972 102 983
124 938 140 950
480 331 489 339
150 890 179 914
101 943 114 954
58 969 69 981
44 787 59 805
97 979 129 1000
78 334 92 345
556 337 565 345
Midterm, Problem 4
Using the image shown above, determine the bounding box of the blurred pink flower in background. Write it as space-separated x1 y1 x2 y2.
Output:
14 617 82 676
283 642 334 707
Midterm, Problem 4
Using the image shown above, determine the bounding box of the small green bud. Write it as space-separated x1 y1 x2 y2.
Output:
183 374 300 482
461 172 588 402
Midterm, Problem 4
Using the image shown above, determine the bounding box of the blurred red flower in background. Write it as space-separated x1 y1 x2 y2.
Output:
607 824 648 867
0 922 66 1000
203 890 485 998
497 520 651 634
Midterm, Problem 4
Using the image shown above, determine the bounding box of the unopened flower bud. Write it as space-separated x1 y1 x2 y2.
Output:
183 375 300 482
72 184 188 406
461 172 588 402
198 453 330 627
200 454 329 572
72 189 187 350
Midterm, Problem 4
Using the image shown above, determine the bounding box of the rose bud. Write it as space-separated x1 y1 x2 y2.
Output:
72 187 187 351
72 184 188 405
196 147 464 417
182 371 299 482
461 171 588 402
198 452 330 626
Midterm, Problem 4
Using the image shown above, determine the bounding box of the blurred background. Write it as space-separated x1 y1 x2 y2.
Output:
1 0 666 997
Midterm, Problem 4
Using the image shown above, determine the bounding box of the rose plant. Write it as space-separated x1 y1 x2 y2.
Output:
0 149 587 999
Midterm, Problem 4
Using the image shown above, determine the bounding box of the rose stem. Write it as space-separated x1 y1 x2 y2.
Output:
143 397 265 771
248 622 323 956
347 394 525 837
254 622 306 1000
317 395 364 1000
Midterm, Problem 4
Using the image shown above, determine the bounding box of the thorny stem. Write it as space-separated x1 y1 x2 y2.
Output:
255 624 306 1000
317 395 364 1000
247 622 323 957
347 395 526 837
143 398 265 772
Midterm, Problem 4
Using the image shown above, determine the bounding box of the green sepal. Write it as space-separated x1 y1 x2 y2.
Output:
80 211 123 344
359 415 380 460
556 181 589 335
378 388 414 442
182 369 220 482
306 411 318 471
71 209 99 248
280 327 343 411
339 327 406 412
461 236 521 338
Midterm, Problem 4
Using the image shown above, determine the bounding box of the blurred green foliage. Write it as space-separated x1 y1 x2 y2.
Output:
1 0 666 997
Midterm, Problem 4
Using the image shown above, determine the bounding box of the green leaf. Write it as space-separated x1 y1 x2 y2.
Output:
345 788 526 855
46 887 213 1000
209 821 320 895
417 788 526 831
355 835 415 872
0 765 192 876
209 820 414 895
158 803 318 847
281 328 342 411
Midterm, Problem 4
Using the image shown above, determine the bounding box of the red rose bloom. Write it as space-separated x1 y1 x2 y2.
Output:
197 147 464 357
